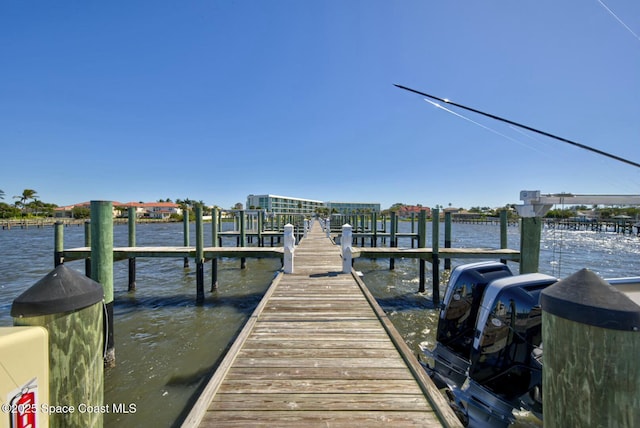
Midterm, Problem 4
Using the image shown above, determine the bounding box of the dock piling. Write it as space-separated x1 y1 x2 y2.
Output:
444 211 452 270
54 221 64 267
418 210 427 293
500 209 508 264
183 208 190 268
541 269 640 427
240 210 246 269
84 220 91 277
283 223 295 274
520 217 542 273
195 204 205 304
432 208 440 305
389 211 397 270
211 207 219 291
128 207 136 291
12 265 105 428
90 200 115 367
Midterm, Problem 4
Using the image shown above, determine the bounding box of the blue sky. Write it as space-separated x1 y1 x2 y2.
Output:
1 1 639 210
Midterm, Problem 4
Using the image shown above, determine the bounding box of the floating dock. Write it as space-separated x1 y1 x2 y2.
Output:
181 220 462 427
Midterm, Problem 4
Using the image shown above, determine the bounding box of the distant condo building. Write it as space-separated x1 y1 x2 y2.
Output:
246 194 324 215
246 194 380 216
325 201 381 215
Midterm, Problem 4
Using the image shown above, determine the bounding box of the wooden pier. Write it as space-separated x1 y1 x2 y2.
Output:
59 206 520 306
181 220 462 427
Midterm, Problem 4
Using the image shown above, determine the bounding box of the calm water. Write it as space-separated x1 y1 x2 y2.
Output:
1 220 639 427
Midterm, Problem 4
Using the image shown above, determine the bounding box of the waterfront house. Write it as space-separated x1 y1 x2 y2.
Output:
54 201 182 219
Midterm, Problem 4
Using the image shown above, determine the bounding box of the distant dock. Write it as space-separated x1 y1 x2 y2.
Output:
544 218 640 235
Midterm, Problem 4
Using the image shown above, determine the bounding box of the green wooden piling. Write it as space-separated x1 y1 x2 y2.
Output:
411 213 416 248
520 217 542 273
541 269 640 427
418 210 427 293
372 212 377 247
211 207 219 291
54 221 64 266
128 207 136 291
195 204 204 304
90 200 115 367
84 220 91 277
500 210 508 264
258 211 263 247
432 208 440 305
239 210 246 269
389 211 397 270
12 265 105 428
183 207 190 268
444 211 452 270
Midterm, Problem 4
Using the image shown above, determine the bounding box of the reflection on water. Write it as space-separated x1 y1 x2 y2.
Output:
103 257 280 427
0 221 638 426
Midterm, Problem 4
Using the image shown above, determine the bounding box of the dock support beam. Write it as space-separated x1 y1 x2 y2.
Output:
91 200 115 367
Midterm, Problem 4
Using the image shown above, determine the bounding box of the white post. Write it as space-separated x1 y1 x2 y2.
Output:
284 223 295 274
342 223 352 273
326 217 331 238
303 219 309 238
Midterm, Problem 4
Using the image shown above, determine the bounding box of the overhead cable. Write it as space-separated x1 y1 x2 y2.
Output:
394 84 640 169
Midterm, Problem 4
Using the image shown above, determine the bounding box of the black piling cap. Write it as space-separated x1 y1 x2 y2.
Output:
11 264 104 317
541 268 640 331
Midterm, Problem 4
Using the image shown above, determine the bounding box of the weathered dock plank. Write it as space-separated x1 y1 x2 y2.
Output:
182 220 462 428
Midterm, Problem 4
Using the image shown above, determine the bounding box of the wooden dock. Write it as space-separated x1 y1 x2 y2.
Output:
181 220 462 427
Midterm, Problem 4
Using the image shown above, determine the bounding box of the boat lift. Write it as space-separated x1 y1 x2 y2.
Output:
516 190 640 218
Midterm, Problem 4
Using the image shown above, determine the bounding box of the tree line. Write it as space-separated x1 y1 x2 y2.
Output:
0 190 229 219
0 189 58 218
3 189 637 221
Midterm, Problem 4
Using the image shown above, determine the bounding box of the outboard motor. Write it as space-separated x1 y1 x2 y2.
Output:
423 262 513 388
458 273 557 427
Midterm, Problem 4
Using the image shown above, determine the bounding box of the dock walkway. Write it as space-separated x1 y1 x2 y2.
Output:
182 220 461 427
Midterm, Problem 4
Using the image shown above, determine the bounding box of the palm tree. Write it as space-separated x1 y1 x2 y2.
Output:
14 189 38 216
0 189 4 200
